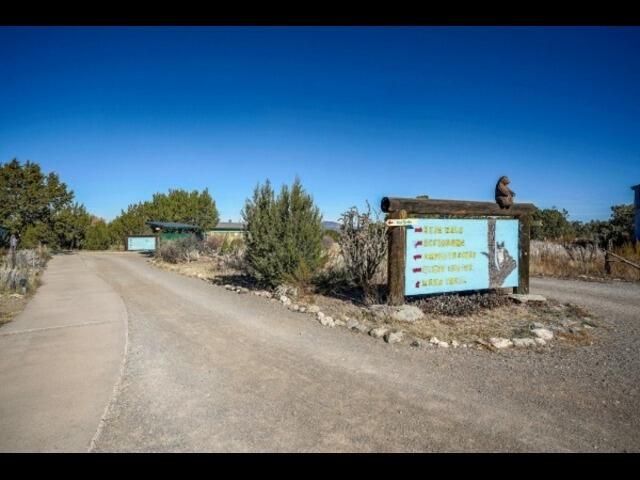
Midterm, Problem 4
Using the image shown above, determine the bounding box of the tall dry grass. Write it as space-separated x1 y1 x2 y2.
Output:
0 247 51 293
531 240 640 281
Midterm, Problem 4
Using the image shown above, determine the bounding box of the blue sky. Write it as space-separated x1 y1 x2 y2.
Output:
1 27 639 222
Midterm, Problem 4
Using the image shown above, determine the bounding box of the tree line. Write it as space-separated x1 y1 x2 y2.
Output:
2 157 635 256
0 159 219 250
531 204 635 247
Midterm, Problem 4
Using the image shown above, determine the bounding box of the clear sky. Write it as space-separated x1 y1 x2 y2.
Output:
1 26 639 223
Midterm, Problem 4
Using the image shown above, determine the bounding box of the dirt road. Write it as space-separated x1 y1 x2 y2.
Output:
1 252 638 452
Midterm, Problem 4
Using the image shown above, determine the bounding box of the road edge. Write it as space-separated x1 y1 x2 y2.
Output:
83 253 131 453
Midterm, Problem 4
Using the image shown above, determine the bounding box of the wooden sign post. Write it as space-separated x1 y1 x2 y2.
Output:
381 197 537 306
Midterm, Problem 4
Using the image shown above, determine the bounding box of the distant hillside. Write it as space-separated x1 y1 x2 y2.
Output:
322 221 340 232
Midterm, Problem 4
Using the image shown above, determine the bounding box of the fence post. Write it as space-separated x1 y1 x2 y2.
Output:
605 239 613 275
387 209 407 306
515 214 531 294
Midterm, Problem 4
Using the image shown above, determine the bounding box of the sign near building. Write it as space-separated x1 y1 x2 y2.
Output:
404 218 519 295
127 235 157 251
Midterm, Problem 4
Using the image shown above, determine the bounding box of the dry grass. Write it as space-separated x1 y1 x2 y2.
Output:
0 248 50 327
369 299 599 345
0 248 50 294
150 250 251 286
150 255 224 281
531 240 640 281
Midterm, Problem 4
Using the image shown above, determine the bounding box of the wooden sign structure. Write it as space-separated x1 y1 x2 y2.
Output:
381 197 537 305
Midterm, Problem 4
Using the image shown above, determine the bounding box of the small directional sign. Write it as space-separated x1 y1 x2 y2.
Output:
385 218 417 227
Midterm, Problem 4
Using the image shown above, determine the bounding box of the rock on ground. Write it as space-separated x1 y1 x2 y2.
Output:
275 284 298 298
489 337 513 349
279 295 291 305
512 338 537 348
369 327 389 339
509 293 547 304
531 328 554 341
429 337 449 348
319 316 335 327
384 331 404 344
348 320 369 334
369 305 424 323
346 318 360 330
390 306 424 323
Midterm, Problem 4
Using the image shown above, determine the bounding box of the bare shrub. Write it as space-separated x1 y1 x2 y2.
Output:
201 235 226 256
338 203 388 303
155 242 181 264
155 237 201 264
412 292 510 317
220 236 245 255
220 243 248 273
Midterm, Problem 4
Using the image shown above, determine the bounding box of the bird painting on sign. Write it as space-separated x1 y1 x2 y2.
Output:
481 218 518 289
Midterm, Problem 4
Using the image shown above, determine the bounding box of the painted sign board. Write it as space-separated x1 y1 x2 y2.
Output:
405 218 519 296
127 236 157 251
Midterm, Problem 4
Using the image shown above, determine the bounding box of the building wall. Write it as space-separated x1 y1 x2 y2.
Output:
160 231 199 242
206 230 245 238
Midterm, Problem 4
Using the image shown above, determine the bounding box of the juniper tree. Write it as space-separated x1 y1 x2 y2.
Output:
242 178 323 288
0 159 74 238
0 158 88 250
84 218 112 250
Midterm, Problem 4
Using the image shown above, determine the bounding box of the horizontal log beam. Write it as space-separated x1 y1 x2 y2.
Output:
606 250 640 270
381 197 537 217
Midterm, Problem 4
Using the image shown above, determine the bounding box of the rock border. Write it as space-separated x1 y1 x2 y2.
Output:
160 265 595 354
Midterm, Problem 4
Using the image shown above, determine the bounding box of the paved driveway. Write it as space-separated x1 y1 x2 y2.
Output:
1 252 639 452
0 253 126 452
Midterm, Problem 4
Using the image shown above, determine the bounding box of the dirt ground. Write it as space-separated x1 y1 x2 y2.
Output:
150 256 600 349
